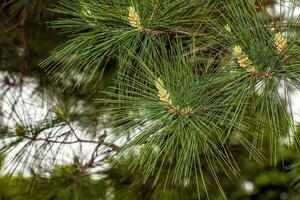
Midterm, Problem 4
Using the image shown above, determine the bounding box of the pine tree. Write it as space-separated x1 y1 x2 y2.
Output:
1 0 300 199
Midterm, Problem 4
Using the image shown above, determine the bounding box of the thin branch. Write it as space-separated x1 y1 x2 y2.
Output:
21 135 119 150
0 0 15 10
95 27 206 37
70 142 102 189
267 22 300 29
62 117 81 142
142 27 205 36
4 22 21 33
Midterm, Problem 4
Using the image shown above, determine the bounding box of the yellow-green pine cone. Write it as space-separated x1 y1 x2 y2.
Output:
128 6 143 30
82 5 92 16
275 33 288 52
15 123 26 137
233 45 257 73
155 78 173 106
53 105 65 118
180 107 192 116
154 78 192 116
225 24 232 33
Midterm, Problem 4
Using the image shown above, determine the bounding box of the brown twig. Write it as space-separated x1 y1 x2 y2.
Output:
4 22 20 33
141 27 205 36
62 117 81 142
252 71 273 78
0 0 15 10
22 134 119 151
70 142 102 189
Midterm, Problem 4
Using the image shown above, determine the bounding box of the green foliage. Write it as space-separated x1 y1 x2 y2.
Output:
2 0 300 199
0 164 107 200
100 45 265 198
1 0 57 23
212 0 300 160
41 0 220 87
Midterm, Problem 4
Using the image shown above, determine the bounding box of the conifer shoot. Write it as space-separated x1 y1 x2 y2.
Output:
128 6 143 30
233 45 257 73
275 33 288 52
155 78 192 116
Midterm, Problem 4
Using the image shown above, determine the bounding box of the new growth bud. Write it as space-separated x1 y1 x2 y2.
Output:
128 6 143 30
274 33 288 52
225 24 232 33
233 45 257 73
15 123 25 137
53 105 64 118
155 78 192 116
155 78 173 106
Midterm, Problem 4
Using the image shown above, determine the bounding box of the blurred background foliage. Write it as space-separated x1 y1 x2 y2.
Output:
1 0 300 200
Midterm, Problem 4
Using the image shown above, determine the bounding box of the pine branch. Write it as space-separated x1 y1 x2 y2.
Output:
41 0 217 87
216 0 300 159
